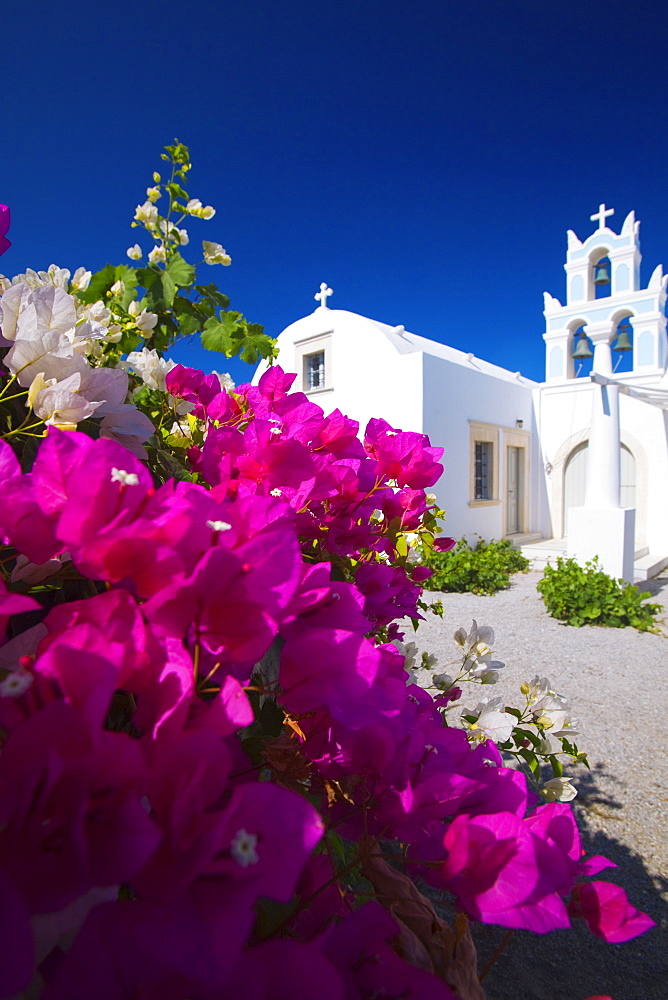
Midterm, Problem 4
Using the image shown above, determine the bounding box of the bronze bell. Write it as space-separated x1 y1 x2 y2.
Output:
572 333 593 359
594 263 610 285
613 322 633 353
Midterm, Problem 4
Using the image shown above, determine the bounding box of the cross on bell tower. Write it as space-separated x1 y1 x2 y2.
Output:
590 203 615 230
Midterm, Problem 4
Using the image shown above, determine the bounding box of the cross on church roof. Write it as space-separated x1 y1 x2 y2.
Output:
314 282 333 309
590 203 615 230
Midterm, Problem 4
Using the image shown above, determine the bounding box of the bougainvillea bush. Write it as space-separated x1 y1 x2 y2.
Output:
0 150 654 1000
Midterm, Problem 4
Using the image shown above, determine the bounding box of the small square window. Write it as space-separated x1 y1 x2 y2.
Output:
474 441 492 500
305 351 325 390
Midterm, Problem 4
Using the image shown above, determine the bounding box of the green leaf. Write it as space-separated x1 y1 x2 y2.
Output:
201 312 244 354
258 698 285 738
137 267 177 311
166 182 189 202
162 433 191 450
76 264 138 309
166 252 196 288
153 448 195 482
118 329 141 353
172 295 207 336
195 283 230 309
517 747 540 776
549 755 563 778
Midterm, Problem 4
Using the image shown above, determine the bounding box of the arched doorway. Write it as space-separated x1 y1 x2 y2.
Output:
563 441 635 536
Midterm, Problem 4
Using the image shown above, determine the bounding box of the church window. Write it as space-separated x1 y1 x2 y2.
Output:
295 332 332 394
468 422 499 506
305 351 325 390
474 442 492 499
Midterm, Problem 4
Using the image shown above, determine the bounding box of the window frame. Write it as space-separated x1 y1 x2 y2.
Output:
294 331 333 395
468 422 500 506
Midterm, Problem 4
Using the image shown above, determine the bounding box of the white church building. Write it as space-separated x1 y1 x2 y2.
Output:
254 206 668 582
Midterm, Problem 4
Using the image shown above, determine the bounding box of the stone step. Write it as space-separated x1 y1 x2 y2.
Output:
634 553 668 582
508 532 544 547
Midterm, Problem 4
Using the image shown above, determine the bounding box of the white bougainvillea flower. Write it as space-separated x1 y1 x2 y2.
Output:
200 205 215 219
148 246 166 265
99 405 155 459
212 370 235 391
159 220 189 245
128 300 159 334
202 241 231 265
461 696 516 746
27 372 56 408
78 366 129 417
32 372 101 429
6 327 88 388
432 671 454 691
146 186 161 202
126 244 143 260
541 777 578 802
11 552 70 586
78 299 111 326
70 267 91 292
134 200 158 228
36 265 71 289
15 285 78 342
124 348 175 392
0 282 32 341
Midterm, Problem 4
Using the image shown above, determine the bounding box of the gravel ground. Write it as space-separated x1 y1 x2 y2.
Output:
411 568 668 1000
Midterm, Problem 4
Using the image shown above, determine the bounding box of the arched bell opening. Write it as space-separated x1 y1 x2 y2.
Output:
590 248 612 300
571 323 593 378
611 313 634 374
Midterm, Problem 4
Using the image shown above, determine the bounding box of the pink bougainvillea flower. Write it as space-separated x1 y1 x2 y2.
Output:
0 867 32 996
433 535 456 552
435 810 571 933
279 628 382 724
0 702 160 913
0 578 40 641
223 938 345 1000
0 204 11 256
364 417 444 488
354 560 422 626
569 880 655 943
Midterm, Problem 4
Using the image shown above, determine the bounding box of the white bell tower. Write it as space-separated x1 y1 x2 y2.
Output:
542 207 668 383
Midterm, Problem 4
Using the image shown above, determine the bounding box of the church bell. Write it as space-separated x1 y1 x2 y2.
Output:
594 263 610 285
572 333 593 359
613 322 633 353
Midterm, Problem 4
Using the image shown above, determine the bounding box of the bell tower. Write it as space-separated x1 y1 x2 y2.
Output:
542 207 668 383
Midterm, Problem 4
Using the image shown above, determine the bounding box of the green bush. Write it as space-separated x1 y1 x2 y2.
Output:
537 556 662 632
420 536 530 596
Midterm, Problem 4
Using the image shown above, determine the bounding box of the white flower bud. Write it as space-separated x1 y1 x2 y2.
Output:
126 244 142 260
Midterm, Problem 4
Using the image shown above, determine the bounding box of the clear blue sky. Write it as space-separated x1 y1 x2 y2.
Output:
2 0 666 387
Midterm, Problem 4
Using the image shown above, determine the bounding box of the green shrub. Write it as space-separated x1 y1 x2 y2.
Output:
537 556 662 632
420 536 530 596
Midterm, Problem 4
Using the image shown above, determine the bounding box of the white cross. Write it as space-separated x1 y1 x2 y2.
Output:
314 282 333 309
590 203 614 230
